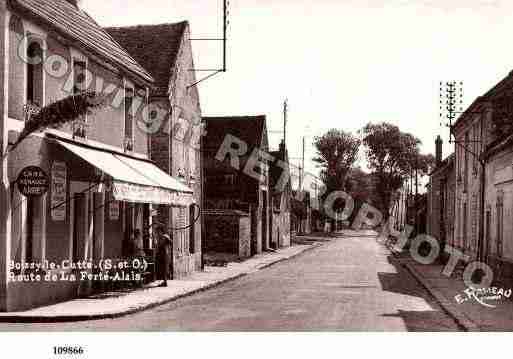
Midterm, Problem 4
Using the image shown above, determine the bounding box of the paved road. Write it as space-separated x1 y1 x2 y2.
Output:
0 235 460 331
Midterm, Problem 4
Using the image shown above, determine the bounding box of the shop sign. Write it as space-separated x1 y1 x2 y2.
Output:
51 162 67 221
112 181 193 207
17 166 49 197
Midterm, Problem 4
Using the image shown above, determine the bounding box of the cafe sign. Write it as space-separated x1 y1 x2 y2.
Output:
112 181 193 207
51 162 67 221
17 166 49 197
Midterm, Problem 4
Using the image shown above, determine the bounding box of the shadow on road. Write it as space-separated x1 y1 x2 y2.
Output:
377 254 461 331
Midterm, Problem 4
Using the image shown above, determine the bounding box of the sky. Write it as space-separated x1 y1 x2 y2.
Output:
83 0 513 183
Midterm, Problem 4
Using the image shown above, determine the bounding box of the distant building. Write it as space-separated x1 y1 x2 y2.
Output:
427 136 455 250
291 190 311 236
269 141 292 247
203 115 271 255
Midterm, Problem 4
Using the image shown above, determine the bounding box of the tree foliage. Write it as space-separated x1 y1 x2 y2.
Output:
313 129 361 194
361 122 429 218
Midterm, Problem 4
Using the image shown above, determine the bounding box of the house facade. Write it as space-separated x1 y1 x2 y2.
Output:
0 0 193 311
480 73 513 279
203 115 271 255
448 72 513 278
269 141 291 248
107 21 203 278
452 97 489 261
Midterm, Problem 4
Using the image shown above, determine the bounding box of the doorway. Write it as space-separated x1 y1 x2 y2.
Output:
485 210 491 262
73 193 86 262
262 191 268 250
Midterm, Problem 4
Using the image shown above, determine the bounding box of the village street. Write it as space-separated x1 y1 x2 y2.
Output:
0 232 460 331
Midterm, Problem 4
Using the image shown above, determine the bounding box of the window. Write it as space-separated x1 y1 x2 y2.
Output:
73 60 87 94
26 41 43 107
176 207 187 255
189 204 196 254
189 147 197 179
472 122 479 174
464 132 469 191
124 87 134 151
462 202 468 250
9 15 24 120
496 193 504 258
72 60 87 137
486 210 491 259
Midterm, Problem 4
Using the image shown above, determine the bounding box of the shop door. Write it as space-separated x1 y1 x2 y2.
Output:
262 191 268 249
73 193 86 262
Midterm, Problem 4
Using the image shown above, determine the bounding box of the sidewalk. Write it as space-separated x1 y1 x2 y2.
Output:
0 242 321 323
395 253 513 331
338 229 379 237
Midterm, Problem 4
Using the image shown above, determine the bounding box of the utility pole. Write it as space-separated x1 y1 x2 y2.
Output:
283 99 288 148
300 136 305 190
223 0 228 72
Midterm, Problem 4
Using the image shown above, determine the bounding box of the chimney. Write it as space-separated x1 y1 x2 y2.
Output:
279 139 286 154
435 135 443 166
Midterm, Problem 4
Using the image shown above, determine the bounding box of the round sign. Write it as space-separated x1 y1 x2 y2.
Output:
16 166 49 197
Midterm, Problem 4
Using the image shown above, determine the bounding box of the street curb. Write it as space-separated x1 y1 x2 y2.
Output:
401 262 481 332
0 243 323 323
256 242 322 270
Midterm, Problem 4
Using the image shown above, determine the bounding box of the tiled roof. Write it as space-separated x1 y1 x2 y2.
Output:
9 0 154 84
105 22 187 96
203 115 267 153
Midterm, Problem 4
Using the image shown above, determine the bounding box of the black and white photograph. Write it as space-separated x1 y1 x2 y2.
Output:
0 0 512 356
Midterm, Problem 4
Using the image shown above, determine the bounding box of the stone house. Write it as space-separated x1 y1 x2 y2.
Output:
269 141 291 248
203 115 271 255
426 136 455 251
452 96 489 261
0 0 193 311
452 72 513 269
106 21 203 278
479 72 513 279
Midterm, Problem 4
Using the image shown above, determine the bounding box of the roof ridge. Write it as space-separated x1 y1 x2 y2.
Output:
105 22 189 94
104 21 188 30
11 0 154 84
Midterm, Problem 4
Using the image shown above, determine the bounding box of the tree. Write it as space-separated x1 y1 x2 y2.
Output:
361 122 425 220
313 129 361 191
345 167 378 224
9 91 106 152
313 129 361 230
